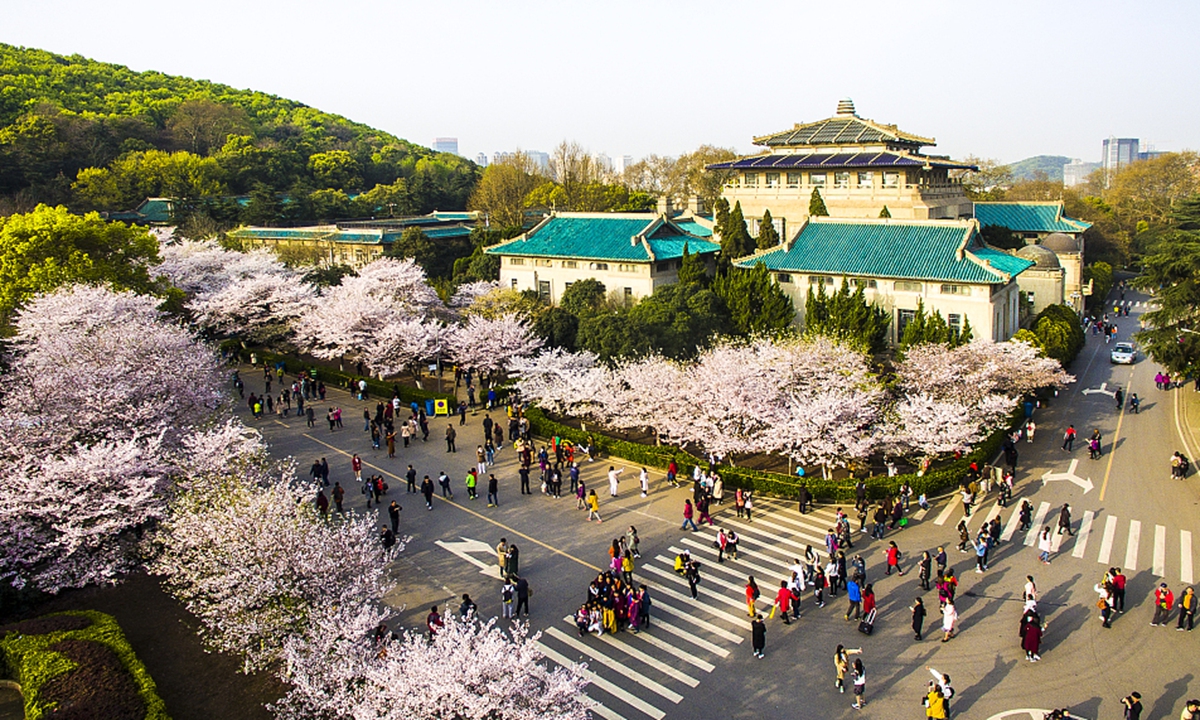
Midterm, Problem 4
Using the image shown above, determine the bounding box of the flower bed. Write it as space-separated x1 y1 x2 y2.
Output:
0 610 169 720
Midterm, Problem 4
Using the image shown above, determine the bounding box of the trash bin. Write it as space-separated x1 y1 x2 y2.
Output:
425 400 435 416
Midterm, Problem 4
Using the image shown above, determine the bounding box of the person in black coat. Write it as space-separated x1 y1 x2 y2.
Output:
911 597 927 640
751 614 766 658
514 575 530 617
421 476 435 509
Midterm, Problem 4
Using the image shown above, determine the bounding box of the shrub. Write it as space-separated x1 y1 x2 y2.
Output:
0 610 169 720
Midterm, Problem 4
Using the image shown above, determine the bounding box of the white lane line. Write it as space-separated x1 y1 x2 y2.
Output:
557 618 701 686
641 564 751 619
1000 505 1023 542
544 627 684 703
689 531 801 571
1097 515 1118 565
1124 520 1141 572
1024 502 1051 546
983 502 1003 524
587 700 628 720
1154 525 1167 577
680 537 787 582
632 579 743 643
720 515 827 548
747 503 843 537
1050 528 1066 554
934 499 959 526
1072 511 1094 558
648 602 736 652
912 507 930 521
536 641 665 720
662 551 755 596
1182 531 1194 584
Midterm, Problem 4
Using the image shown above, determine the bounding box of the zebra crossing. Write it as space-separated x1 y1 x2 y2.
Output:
935 497 1196 584
533 501 856 720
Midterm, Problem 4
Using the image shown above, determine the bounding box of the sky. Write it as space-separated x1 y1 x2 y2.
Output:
3 0 1198 165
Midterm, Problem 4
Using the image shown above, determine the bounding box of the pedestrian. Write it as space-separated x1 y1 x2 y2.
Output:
438 471 453 499
406 465 417 493
1121 692 1143 720
935 546 947 578
446 424 457 453
919 551 932 591
1020 608 1042 661
587 489 601 523
1038 527 1053 564
320 458 330 486
352 454 362 481
1057 503 1074 536
1096 581 1115 628
773 580 793 624
751 613 766 658
476 445 487 477
421 476 434 509
941 600 958 642
381 525 396 549
850 657 867 709
1112 567 1126 612
426 606 443 638
833 645 861 694
926 668 955 718
505 544 520 579
684 557 701 600
639 467 650 497
627 526 641 559
746 576 761 617
386 429 396 458
925 685 947 720
332 482 344 513
315 488 329 517
607 466 623 497
735 488 745 518
1019 499 1034 531
971 532 989 573
1026 419 1036 443
744 493 754 522
911 597 927 640
487 474 499 507
459 592 476 619
885 541 904 576
845 576 862 621
495 538 509 578
681 499 699 531
465 469 478 500
379 499 398 533
1177 586 1196 631
514 574 530 617
1062 424 1076 451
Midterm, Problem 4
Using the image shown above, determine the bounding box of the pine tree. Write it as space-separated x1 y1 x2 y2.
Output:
757 209 780 250
879 206 891 218
712 263 794 336
955 315 974 346
809 188 829 217
721 201 754 259
677 243 708 286
712 197 730 236
923 310 950 345
899 301 928 349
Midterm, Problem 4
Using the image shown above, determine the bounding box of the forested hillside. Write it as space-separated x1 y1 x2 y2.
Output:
0 44 478 225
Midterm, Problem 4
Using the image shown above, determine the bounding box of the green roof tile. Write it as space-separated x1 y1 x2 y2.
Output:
973 202 1092 234
485 214 719 262
736 219 1032 283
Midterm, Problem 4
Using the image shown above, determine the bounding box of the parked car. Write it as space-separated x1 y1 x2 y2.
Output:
1110 342 1137 364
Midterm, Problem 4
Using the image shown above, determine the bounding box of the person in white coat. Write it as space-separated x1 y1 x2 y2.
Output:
639 467 649 497
608 466 623 497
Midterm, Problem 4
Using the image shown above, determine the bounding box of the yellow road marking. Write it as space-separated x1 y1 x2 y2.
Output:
1099 371 1135 501
300 433 603 574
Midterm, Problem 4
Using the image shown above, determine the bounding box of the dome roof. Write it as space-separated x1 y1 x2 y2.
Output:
1041 232 1080 253
1016 244 1061 269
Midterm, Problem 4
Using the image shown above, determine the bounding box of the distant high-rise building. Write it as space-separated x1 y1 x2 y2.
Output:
613 155 634 175
490 150 551 174
475 153 488 167
433 137 459 155
1062 159 1100 188
1101 137 1138 173
592 152 613 174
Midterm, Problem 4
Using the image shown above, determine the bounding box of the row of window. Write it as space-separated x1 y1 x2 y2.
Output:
743 171 901 189
506 257 644 273
775 274 971 295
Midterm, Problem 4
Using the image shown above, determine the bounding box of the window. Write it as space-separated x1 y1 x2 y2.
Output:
656 261 670 272
882 172 900 188
857 171 873 188
537 280 550 300
940 284 970 295
562 260 577 269
895 280 923 292
623 287 634 304
509 257 525 266
808 275 834 286
744 173 759 186
534 259 552 267
948 313 963 333
897 308 917 338
510 278 518 289
564 281 573 290
776 273 793 283
850 278 877 289
810 173 826 187
766 172 780 187
588 262 609 271
617 263 638 273
786 172 801 188
834 172 850 188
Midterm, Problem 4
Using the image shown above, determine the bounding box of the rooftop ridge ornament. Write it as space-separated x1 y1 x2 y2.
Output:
836 98 856 116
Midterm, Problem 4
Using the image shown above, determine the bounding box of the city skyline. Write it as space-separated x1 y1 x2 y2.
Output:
3 0 1197 164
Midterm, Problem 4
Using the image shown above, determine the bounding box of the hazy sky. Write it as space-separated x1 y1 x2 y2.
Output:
4 0 1198 165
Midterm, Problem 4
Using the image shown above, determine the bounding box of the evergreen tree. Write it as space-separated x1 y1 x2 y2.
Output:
809 188 829 217
923 310 950 345
898 301 928 349
677 243 708 286
956 315 974 346
879 206 891 218
756 209 780 250
803 279 889 354
712 197 730 236
711 263 795 337
720 201 754 259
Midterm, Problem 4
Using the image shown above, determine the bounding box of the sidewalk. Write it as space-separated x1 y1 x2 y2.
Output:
1175 383 1200 461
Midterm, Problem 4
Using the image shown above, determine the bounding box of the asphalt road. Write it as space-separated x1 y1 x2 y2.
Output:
238 285 1199 720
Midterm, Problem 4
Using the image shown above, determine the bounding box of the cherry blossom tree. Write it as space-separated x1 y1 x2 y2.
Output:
510 348 611 417
880 393 988 461
275 611 590 720
601 354 687 439
449 280 502 311
444 313 544 386
360 317 450 385
189 272 316 346
895 339 1073 408
155 238 292 296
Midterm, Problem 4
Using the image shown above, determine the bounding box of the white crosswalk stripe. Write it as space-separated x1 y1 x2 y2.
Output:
1098 515 1118 565
1050 528 1067 553
1024 502 1052 546
1072 511 1095 558
536 641 665 720
719 514 826 550
1182 531 1194 585
646 602 736 652
558 618 703 687
1153 525 1167 577
545 627 684 703
1000 503 1024 541
1125 520 1141 572
641 564 751 620
659 553 748 597
680 536 791 582
587 701 628 720
983 503 1004 524
934 498 959 526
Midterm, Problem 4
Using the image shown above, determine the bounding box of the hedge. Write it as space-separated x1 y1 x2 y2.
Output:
525 406 1014 503
0 610 169 720
248 349 456 408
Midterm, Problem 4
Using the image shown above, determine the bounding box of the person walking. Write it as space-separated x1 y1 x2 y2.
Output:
445 424 457 453
1020 608 1042 661
941 600 958 642
1057 503 1074 536
925 685 948 720
1096 580 1115 628
487 474 499 507
751 613 766 658
1019 499 1034 532
681 499 699 531
421 475 434 510
332 482 345 514
833 645 861 694
885 541 904 576
387 501 401 534
1177 586 1196 631
735 488 745 518
586 489 602 523
465 469 478 500
501 576 516 619
850 657 867 710
1038 527 1053 564
898 595 920 642
607 466 623 497
639 467 650 497
514 574 530 617
1121 692 1143 720
1062 424 1076 451
845 576 863 621
438 471 453 499
919 551 932 591
1112 567 1127 612
352 454 363 482
773 580 793 625
684 556 701 600
405 465 418 494
746 576 761 617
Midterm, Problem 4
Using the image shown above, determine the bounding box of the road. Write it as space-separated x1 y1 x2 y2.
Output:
237 286 1199 720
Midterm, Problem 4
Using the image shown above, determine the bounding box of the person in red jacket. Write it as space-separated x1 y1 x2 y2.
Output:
1151 583 1175 626
351 453 363 481
885 541 905 576
862 584 877 619
774 580 793 625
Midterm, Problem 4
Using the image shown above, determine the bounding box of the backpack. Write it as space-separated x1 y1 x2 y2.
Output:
503 586 514 602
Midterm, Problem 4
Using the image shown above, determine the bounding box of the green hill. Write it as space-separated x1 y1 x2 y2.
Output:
0 43 477 223
1007 155 1069 182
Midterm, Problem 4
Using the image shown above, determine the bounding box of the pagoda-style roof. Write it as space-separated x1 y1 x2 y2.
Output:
484 213 719 263
707 150 976 172
753 99 935 149
973 202 1092 234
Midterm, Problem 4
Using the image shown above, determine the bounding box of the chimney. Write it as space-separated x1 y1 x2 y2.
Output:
657 195 674 216
687 196 705 215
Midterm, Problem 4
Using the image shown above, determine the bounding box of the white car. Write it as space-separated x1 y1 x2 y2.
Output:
1110 342 1136 364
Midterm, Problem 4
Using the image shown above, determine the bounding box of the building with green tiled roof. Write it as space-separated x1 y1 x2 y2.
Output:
485 212 720 305
735 217 1034 344
973 201 1089 314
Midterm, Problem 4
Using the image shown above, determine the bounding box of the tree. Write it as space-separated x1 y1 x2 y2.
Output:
154 238 291 296
1105 152 1200 233
575 312 652 361
711 263 795 337
958 157 1014 201
533 306 580 351
559 278 607 317
0 205 161 327
166 99 252 155
979 224 1025 250
511 349 609 416
756 209 780 250
898 301 929 350
676 244 708 286
444 313 545 386
307 150 363 191
189 272 315 346
467 154 544 229
803 280 889 354
627 282 732 359
808 188 829 216
1030 304 1085 365
1135 237 1200 375
720 201 753 259
882 394 989 462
